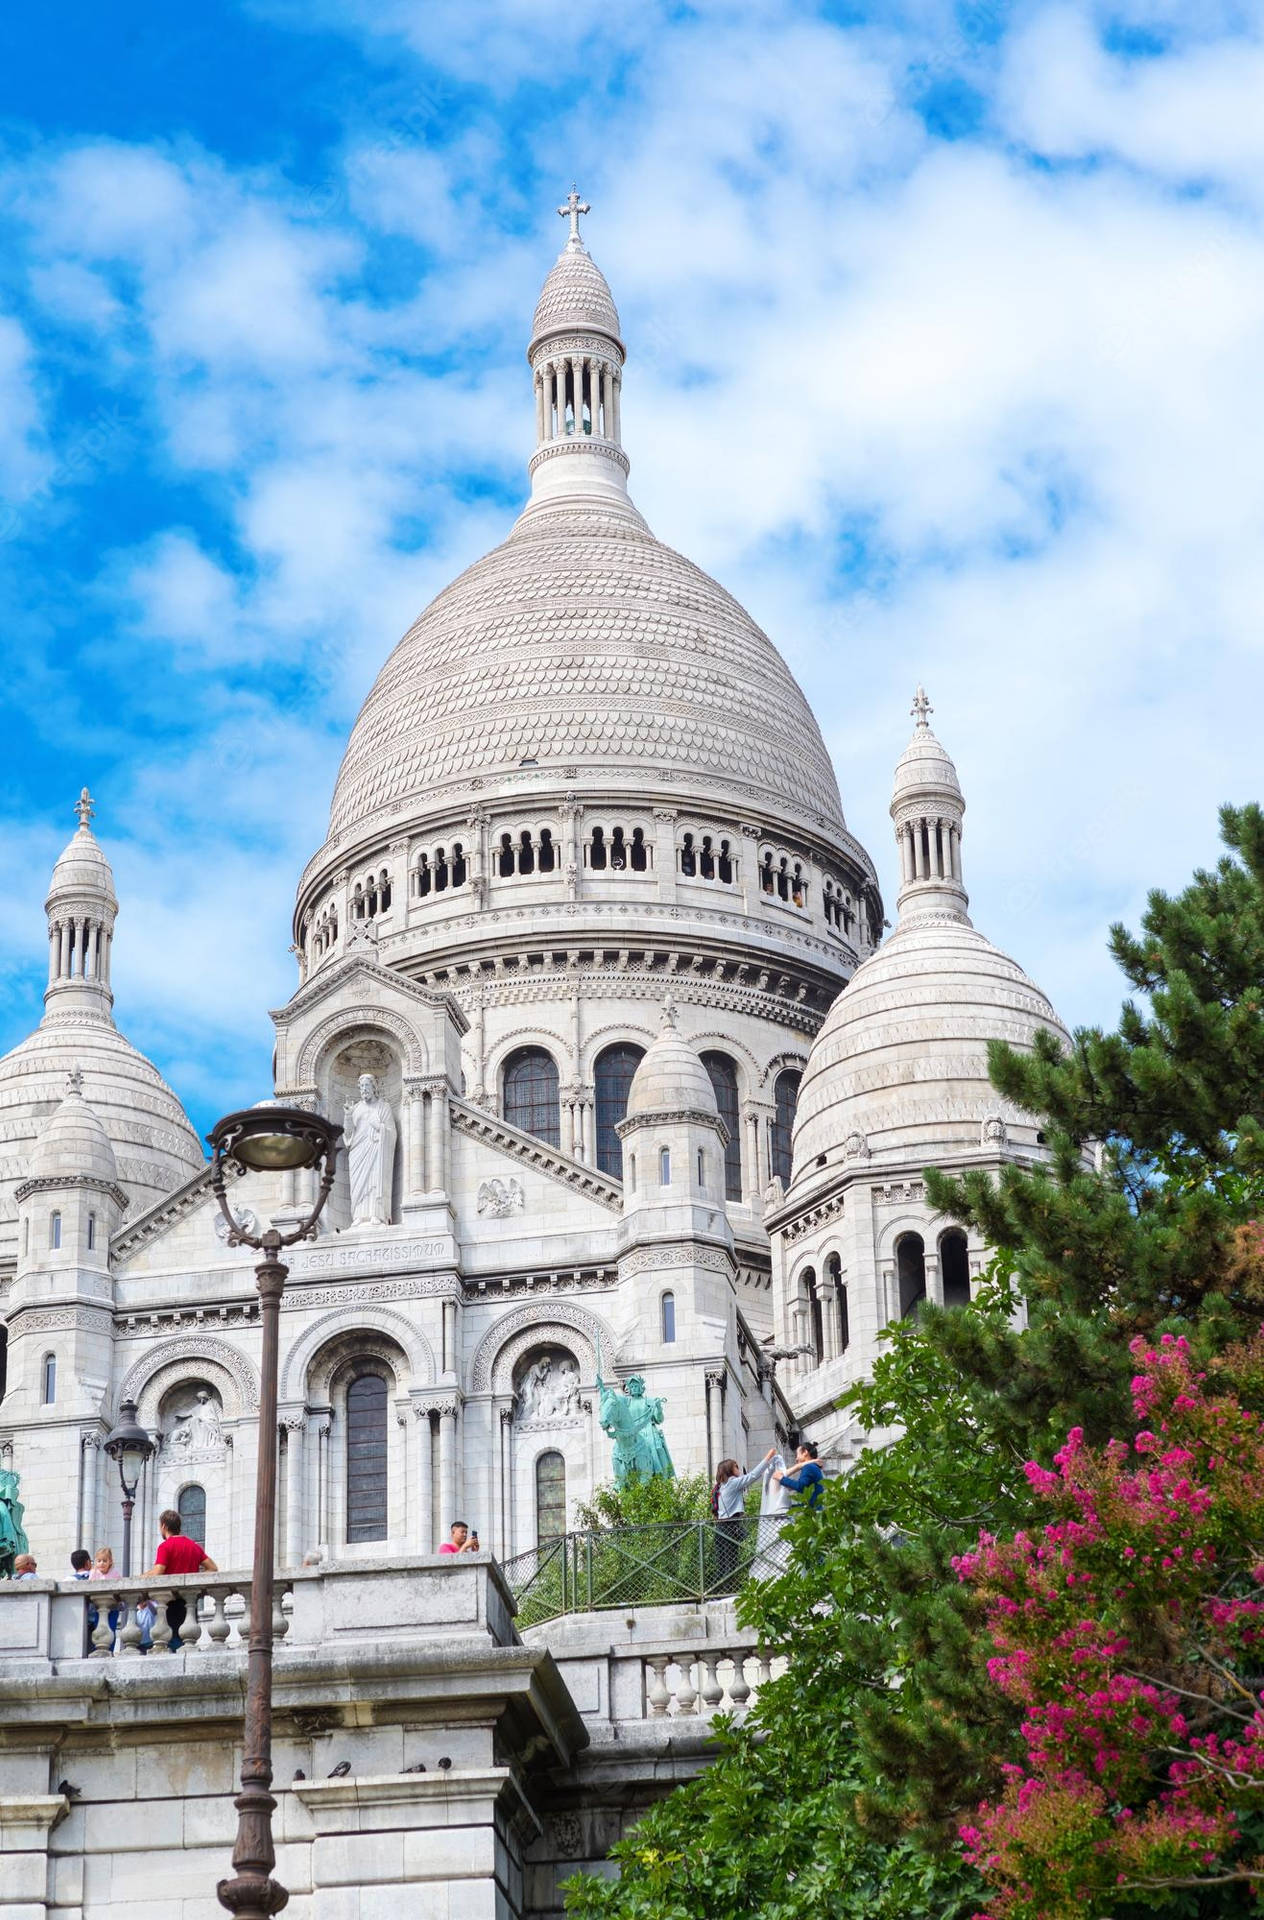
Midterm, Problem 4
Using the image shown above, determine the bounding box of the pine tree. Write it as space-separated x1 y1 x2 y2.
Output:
564 805 1264 1920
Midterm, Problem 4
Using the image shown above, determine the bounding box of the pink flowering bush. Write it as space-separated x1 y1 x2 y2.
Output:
956 1331 1264 1919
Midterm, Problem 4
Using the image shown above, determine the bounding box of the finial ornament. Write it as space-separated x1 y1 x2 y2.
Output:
911 686 932 730
66 1067 84 1096
660 991 678 1030
558 185 590 248
74 787 95 829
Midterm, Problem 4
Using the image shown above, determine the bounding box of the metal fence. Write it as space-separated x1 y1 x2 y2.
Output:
502 1518 788 1627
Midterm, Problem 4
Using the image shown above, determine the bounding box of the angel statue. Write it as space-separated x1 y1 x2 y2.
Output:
596 1341 674 1485
0 1468 29 1578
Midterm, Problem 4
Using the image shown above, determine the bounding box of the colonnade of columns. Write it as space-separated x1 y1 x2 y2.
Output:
278 1393 463 1562
534 352 620 444
48 916 111 985
896 813 962 886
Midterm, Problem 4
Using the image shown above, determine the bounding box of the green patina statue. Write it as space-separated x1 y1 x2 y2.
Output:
0 1468 29 1578
596 1359 675 1485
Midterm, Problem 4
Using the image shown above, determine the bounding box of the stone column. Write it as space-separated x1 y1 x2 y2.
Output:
498 1406 515 1558
534 369 545 441
414 1405 434 1552
820 1280 839 1362
316 1418 331 1548
404 1085 426 1199
580 1096 595 1166
425 1082 449 1194
705 1369 725 1480
437 1402 459 1540
79 1431 100 1550
441 1297 458 1380
653 808 678 903
611 369 621 440
282 1415 305 1565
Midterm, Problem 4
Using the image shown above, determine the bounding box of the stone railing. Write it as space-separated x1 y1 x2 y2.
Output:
0 1552 519 1668
643 1644 784 1718
79 1576 293 1657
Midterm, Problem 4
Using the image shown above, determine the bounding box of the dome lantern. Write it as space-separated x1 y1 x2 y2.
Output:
524 189 633 516
891 688 969 927
44 788 119 1017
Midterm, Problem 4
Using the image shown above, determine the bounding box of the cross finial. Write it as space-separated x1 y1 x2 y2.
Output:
911 686 932 730
661 991 678 1030
74 787 95 829
66 1067 84 1096
558 185 590 248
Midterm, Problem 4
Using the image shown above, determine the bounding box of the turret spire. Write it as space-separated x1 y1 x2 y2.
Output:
558 185 590 249
43 789 119 1019
522 193 634 518
890 690 970 927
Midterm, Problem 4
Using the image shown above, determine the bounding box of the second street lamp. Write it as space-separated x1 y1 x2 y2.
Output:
102 1398 154 1577
207 1104 341 1920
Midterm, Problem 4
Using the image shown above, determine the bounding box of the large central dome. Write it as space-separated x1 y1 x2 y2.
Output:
327 501 846 844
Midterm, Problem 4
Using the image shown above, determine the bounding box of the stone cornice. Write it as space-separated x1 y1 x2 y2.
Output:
270 953 469 1037
14 1173 127 1209
449 1098 623 1213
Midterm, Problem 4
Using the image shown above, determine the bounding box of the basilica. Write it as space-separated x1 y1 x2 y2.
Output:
0 199 1068 1582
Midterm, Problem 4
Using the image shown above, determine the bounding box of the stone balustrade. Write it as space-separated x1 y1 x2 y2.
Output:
80 1575 292 1657
642 1644 781 1718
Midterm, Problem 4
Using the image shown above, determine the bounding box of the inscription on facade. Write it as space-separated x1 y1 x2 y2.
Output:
289 1237 448 1275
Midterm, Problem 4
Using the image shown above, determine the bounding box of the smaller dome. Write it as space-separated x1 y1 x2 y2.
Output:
626 1006 718 1120
25 1070 120 1188
530 243 622 351
47 790 118 907
892 698 962 807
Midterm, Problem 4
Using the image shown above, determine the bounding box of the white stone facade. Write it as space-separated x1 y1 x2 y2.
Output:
0 220 1063 1593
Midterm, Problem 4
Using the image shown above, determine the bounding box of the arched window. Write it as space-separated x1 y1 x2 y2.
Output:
536 1451 567 1544
697 1147 705 1187
771 1072 801 1186
502 1048 561 1148
177 1484 206 1542
897 1234 926 1320
659 1147 671 1185
346 1373 389 1543
518 830 535 875
589 826 607 871
940 1228 971 1309
630 827 648 871
661 1292 676 1343
594 1044 645 1178
50 1211 61 1251
538 828 556 873
701 1052 742 1201
41 1352 56 1405
87 1212 96 1252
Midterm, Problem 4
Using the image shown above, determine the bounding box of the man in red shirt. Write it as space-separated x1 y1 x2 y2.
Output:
145 1509 217 1649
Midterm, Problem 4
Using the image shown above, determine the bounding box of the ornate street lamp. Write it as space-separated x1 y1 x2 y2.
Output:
207 1104 341 1920
102 1398 155 1577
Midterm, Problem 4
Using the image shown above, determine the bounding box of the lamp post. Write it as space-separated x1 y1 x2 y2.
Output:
207 1104 341 1920
102 1399 155 1577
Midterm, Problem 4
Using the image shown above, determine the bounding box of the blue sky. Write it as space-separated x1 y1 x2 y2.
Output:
1 0 1262 1142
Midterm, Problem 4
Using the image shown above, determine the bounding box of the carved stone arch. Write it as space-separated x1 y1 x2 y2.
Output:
296 1005 429 1085
470 1302 621 1395
312 1332 411 1404
485 1028 571 1091
119 1337 260 1427
280 1305 436 1403
877 1214 932 1264
759 1050 810 1092
691 1030 761 1077
789 1253 821 1298
580 1023 655 1078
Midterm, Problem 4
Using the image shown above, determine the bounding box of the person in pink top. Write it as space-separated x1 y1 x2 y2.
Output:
438 1521 479 1555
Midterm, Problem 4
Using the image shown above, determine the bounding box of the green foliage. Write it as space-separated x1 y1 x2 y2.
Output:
574 1472 713 1530
564 805 1264 1920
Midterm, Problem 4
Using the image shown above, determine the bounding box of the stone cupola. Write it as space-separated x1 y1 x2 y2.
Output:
44 788 119 1017
891 688 969 926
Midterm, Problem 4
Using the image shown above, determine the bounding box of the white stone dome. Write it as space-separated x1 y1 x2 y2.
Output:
788 693 1068 1183
325 502 846 846
25 1072 120 1187
0 796 204 1258
531 243 621 349
626 1014 719 1120
790 917 1069 1174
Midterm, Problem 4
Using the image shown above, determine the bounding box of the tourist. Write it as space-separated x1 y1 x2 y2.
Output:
144 1509 217 1649
712 1450 776 1588
13 1554 37 1579
438 1521 479 1555
87 1546 124 1650
773 1440 825 1510
70 1549 92 1578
